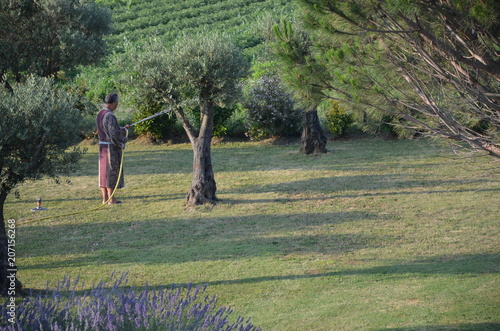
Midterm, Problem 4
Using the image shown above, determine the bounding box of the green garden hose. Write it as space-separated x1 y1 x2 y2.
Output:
21 130 128 224
20 108 172 225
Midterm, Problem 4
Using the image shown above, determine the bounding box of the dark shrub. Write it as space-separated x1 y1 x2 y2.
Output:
132 91 181 141
243 76 302 140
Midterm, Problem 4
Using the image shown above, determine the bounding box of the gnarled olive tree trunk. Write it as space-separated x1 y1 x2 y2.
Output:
186 100 218 206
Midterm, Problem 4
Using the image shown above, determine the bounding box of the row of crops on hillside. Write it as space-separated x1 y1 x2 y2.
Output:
106 0 293 48
113 0 264 34
113 0 263 28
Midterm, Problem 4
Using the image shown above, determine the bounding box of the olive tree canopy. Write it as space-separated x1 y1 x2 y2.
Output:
0 0 111 82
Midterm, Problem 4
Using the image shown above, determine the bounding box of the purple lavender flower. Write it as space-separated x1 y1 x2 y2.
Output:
0 273 260 331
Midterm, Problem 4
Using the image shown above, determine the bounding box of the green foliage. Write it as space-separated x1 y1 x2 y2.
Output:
250 61 281 80
190 105 235 138
0 0 111 80
322 100 353 137
60 80 101 140
243 75 303 140
223 103 248 137
96 0 132 8
131 31 249 141
0 76 86 193
170 32 250 108
272 19 328 110
275 0 500 157
131 91 180 141
106 0 294 48
453 0 500 30
71 66 120 105
76 0 296 110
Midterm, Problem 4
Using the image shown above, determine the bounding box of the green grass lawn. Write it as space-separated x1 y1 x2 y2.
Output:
5 138 500 330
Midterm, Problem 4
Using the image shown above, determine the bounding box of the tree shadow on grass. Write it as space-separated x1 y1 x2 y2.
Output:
23 253 499 299
220 187 500 205
223 175 496 196
171 253 499 288
21 232 376 271
73 138 455 177
71 148 193 177
10 193 185 205
19 211 382 268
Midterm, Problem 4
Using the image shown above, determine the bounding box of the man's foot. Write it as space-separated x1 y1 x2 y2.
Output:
108 200 123 204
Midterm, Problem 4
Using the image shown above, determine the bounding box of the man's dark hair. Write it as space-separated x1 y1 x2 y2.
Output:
105 93 118 104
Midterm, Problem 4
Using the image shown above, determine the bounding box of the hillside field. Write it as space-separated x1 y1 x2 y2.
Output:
104 0 294 54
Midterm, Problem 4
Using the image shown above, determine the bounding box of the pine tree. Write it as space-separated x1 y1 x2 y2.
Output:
273 20 328 154
275 0 500 157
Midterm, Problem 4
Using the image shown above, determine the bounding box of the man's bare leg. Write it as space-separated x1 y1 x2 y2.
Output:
101 187 109 204
107 187 119 204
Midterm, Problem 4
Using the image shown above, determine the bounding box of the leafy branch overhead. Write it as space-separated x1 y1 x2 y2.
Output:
0 0 111 81
274 0 500 157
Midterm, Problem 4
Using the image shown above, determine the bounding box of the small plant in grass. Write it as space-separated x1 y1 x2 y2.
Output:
323 100 354 138
0 273 260 330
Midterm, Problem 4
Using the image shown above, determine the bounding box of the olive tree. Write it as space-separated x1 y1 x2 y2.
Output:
0 0 111 296
0 0 111 82
133 32 249 206
0 77 87 294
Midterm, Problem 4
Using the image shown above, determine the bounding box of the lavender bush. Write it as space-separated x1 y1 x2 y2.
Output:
0 273 260 331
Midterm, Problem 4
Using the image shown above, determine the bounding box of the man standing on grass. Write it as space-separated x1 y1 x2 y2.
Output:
96 93 127 204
